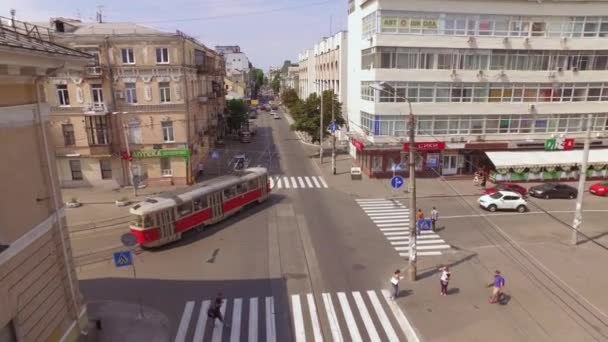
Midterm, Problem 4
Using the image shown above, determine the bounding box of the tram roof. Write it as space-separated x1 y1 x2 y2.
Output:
130 167 268 215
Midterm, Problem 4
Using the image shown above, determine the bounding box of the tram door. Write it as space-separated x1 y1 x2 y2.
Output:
157 208 177 243
260 175 268 198
210 191 223 220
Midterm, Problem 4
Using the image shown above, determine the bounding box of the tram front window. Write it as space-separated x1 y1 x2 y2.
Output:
131 214 152 228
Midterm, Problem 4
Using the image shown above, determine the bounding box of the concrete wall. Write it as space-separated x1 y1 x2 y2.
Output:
0 83 36 106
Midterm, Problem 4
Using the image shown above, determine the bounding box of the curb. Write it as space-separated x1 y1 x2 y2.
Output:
280 106 320 148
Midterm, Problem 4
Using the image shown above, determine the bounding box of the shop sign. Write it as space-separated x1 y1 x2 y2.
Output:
544 138 574 151
132 148 190 159
351 138 365 152
403 141 446 151
381 17 438 29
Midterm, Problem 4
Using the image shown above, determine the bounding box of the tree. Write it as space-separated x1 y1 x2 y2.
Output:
290 90 344 143
250 68 265 98
271 74 281 94
281 88 299 108
225 99 248 132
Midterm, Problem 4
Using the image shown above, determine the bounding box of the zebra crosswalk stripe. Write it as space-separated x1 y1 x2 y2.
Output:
291 295 306 342
297 177 306 188
318 177 328 188
211 301 227 342
175 301 194 342
275 177 282 189
352 291 381 342
265 297 276 342
283 177 290 189
269 177 275 189
192 300 210 342
268 176 330 190
337 292 362 342
248 298 258 342
311 177 321 188
304 176 313 188
367 290 399 342
306 293 324 342
290 176 298 188
230 298 242 342
322 292 343 341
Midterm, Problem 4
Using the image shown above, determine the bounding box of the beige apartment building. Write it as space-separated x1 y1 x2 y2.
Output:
0 17 90 342
44 18 225 187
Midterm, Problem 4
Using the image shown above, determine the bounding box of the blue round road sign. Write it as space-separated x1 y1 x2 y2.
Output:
390 176 404 189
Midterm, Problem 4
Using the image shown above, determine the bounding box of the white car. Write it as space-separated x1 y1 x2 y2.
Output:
478 190 528 213
272 113 280 119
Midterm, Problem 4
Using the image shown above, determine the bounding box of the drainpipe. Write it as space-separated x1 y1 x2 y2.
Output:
35 65 84 334
181 36 192 185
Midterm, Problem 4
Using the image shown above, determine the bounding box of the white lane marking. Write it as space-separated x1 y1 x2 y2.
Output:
283 177 291 189
368 214 410 219
367 291 399 342
352 291 381 342
438 209 608 220
304 176 314 188
311 177 321 188
297 177 306 188
395 244 451 251
307 294 324 342
318 177 328 188
266 297 276 342
377 223 410 228
391 239 446 245
193 300 211 342
290 176 298 188
175 301 195 342
359 204 405 208
401 251 443 256
276 177 283 189
381 289 421 342
373 219 410 223
269 177 275 189
363 209 407 213
211 300 227 342
420 230 437 235
386 236 411 240
356 199 394 202
230 298 242 342
322 293 343 342
291 295 306 342
248 298 258 342
383 232 410 236
337 292 362 342
386 234 442 240
380 228 409 232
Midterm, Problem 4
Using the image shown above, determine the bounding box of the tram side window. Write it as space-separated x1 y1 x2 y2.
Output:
236 182 248 195
223 186 236 199
193 196 208 211
178 202 192 217
249 178 259 189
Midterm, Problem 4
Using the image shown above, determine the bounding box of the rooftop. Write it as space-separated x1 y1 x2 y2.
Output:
0 16 91 58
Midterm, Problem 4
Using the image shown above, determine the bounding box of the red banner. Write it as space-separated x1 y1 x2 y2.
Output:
351 138 365 151
563 138 575 150
403 141 446 151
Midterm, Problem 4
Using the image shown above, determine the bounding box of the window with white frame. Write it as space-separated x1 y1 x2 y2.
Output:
156 47 169 64
56 84 70 105
160 157 172 176
62 124 75 146
128 120 142 144
125 83 137 103
69 160 83 180
91 84 103 104
159 82 171 103
162 121 174 142
121 48 135 64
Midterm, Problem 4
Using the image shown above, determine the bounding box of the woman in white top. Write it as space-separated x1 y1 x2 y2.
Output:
390 269 404 300
439 266 451 296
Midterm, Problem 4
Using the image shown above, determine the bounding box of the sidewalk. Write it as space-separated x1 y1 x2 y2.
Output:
85 301 170 342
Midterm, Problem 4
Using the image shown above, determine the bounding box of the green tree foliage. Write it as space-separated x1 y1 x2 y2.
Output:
288 90 344 143
250 68 265 98
271 74 281 94
225 99 248 131
280 88 299 108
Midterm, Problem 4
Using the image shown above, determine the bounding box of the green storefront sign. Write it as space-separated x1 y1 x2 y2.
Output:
132 148 190 159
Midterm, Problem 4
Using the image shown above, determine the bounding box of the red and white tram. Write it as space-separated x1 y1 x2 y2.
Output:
129 167 270 247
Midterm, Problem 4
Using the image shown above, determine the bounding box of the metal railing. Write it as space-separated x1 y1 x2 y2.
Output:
0 15 52 41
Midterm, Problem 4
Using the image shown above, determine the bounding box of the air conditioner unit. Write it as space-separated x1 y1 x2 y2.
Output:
450 137 458 142
450 69 457 77
475 135 485 141
557 67 563 72
524 37 530 45
477 70 484 78
498 70 507 77
528 104 536 111
561 37 568 44
467 36 475 44
573 67 579 72
503 37 509 44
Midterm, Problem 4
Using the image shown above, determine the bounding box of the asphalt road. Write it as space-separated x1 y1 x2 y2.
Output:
78 108 413 342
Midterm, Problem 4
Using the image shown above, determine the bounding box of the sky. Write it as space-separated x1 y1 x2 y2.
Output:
4 0 346 71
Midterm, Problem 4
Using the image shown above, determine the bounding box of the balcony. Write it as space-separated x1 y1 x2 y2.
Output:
88 145 112 156
84 103 110 115
85 65 103 77
50 106 86 114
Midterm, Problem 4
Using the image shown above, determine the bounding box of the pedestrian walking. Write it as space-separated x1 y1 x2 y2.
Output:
416 208 424 221
430 207 439 231
390 270 404 300
439 266 451 296
416 209 425 235
488 270 506 304
473 172 480 186
196 162 204 182
208 292 230 328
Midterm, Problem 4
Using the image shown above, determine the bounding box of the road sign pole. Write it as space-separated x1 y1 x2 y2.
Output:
331 90 336 175
571 114 593 245
407 103 417 282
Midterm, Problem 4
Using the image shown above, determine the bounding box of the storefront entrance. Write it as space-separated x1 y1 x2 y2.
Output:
442 154 458 175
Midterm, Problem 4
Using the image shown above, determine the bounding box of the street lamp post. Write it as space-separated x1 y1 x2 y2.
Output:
113 111 138 197
571 113 593 245
370 82 417 281
331 89 336 175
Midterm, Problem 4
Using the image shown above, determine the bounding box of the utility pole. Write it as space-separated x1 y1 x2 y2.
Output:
331 90 336 175
320 87 324 164
571 113 593 245
406 102 417 281
118 112 138 197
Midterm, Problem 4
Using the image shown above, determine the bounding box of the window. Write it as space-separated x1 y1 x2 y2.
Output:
248 179 259 189
194 196 208 210
100 159 112 179
236 183 248 194
56 84 70 105
178 203 192 216
162 121 174 142
223 186 236 199
85 116 109 145
121 48 135 64
156 47 169 64
160 157 172 176
69 160 82 180
91 84 103 104
128 121 142 144
125 83 137 103
159 82 171 103
62 124 75 146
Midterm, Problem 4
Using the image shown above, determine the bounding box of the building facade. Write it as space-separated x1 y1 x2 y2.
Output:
283 65 300 92
216 45 251 100
347 0 608 178
45 18 225 187
0 17 90 342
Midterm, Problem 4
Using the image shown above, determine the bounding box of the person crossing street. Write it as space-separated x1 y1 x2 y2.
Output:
431 207 439 231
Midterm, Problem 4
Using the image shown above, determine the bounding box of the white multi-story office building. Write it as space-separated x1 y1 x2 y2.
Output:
347 0 608 179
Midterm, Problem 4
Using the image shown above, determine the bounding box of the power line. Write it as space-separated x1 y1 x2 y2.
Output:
137 0 334 24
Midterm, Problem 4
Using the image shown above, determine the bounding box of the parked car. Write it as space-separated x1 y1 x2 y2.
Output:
240 131 252 143
273 113 280 119
529 183 578 199
589 182 608 196
484 182 528 197
478 190 528 212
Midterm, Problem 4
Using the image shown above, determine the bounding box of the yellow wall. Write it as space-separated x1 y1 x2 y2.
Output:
0 83 36 106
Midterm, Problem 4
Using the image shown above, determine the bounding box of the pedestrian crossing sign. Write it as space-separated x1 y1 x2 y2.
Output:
113 250 132 267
